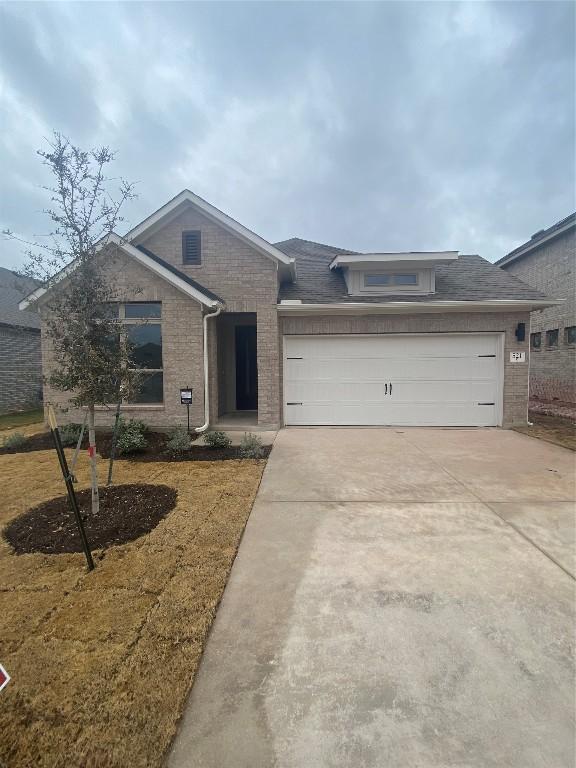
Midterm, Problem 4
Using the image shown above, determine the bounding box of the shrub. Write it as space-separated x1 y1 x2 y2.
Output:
59 422 83 447
166 426 191 456
115 417 147 455
238 432 264 459
2 432 27 451
203 430 232 450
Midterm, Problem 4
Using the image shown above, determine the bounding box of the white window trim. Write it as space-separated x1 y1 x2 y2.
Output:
346 268 435 296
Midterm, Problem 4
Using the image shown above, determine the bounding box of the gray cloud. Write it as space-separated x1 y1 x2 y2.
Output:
1 0 574 269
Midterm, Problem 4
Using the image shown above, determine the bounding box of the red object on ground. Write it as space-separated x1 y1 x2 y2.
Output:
0 664 10 692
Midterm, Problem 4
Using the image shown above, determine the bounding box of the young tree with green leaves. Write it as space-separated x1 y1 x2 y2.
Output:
4 132 139 515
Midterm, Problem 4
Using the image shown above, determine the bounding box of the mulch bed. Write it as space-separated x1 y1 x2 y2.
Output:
4 484 177 554
0 430 271 462
98 433 272 462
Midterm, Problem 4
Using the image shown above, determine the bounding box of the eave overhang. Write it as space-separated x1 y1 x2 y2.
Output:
277 298 563 316
329 251 459 270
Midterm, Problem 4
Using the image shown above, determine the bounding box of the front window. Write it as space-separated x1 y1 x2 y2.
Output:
125 302 162 319
111 302 164 404
530 332 541 350
546 329 559 348
565 326 576 345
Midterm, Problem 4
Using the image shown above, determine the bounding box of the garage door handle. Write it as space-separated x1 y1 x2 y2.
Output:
389 382 392 396
384 383 388 395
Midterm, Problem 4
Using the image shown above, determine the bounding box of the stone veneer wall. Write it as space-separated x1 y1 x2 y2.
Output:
501 227 575 403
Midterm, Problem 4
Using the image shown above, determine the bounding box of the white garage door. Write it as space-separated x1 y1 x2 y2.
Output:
283 334 503 427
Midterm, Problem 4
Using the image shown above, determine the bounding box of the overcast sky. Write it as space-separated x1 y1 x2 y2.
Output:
1 1 574 270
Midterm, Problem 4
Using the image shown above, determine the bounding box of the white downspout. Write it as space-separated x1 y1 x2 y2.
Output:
195 304 223 434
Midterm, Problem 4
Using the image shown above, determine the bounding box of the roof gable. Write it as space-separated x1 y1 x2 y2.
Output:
19 235 223 310
496 212 576 267
0 267 41 329
126 190 295 280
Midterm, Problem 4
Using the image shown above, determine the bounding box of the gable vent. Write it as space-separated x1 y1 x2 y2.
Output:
182 230 201 265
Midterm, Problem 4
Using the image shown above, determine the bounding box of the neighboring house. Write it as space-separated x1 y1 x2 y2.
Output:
21 190 559 430
0 266 43 414
496 213 576 405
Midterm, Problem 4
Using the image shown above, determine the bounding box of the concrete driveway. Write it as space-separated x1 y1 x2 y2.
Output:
169 428 575 768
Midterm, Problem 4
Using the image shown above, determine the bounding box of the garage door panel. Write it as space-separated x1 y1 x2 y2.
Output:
285 335 498 359
285 379 497 404
286 402 497 427
286 356 498 381
284 334 502 427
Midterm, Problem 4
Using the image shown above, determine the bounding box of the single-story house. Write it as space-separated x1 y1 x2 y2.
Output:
0 266 42 414
496 212 575 405
21 190 560 430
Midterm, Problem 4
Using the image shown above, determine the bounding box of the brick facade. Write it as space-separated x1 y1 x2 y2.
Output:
0 324 43 414
280 311 531 427
138 207 280 426
41 208 282 430
41 249 206 430
38 202 534 430
501 227 575 403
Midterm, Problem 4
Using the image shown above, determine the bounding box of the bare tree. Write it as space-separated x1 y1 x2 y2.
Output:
4 132 139 515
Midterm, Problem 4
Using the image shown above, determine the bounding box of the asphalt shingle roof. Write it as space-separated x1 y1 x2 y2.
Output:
135 245 224 304
496 211 576 267
274 238 549 304
0 267 41 329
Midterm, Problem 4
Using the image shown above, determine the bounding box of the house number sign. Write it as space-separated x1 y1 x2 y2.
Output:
180 389 193 404
181 388 193 434
509 351 526 363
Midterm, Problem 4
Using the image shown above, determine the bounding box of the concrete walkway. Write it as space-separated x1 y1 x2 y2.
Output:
168 428 575 768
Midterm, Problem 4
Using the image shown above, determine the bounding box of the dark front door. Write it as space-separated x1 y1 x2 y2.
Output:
235 325 258 410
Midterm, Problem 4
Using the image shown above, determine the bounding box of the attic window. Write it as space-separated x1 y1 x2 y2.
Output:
363 272 420 288
393 274 418 286
182 230 201 265
348 268 433 296
364 274 390 286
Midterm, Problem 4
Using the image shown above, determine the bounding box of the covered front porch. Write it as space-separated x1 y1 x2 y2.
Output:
213 312 260 430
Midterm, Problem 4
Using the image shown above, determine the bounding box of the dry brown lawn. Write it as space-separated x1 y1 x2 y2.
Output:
514 411 576 452
0 442 266 767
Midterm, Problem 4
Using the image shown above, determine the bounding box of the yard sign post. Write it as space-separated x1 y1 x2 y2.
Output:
69 411 88 483
0 663 10 693
180 387 193 433
106 401 122 486
47 406 95 571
